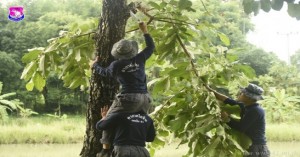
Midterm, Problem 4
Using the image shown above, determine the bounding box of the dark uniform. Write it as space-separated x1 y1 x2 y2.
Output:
96 112 156 157
224 98 270 157
93 34 155 144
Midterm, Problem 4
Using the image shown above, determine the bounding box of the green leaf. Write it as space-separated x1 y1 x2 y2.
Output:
0 93 16 99
261 0 272 12
0 106 9 121
152 77 170 94
221 104 241 116
33 72 46 91
75 50 81 62
166 102 184 115
243 0 254 14
202 136 221 156
218 33 230 46
22 48 44 63
235 64 256 78
252 1 261 15
68 77 83 89
39 55 46 76
194 121 217 134
26 80 34 91
0 100 16 110
178 0 193 10
0 82 2 94
168 115 188 131
200 75 209 84
45 42 60 53
148 1 161 10
229 129 252 149
21 62 38 81
271 0 284 11
288 3 300 18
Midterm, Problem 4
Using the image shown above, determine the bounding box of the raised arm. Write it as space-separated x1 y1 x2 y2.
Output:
137 22 155 60
204 84 228 102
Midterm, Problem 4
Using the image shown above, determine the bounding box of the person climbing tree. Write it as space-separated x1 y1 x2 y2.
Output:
90 22 155 156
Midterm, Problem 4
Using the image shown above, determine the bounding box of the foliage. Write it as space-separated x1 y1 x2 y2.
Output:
141 0 255 156
7 0 101 21
0 52 22 92
258 62 300 96
236 48 279 76
197 0 254 48
260 89 300 122
291 49 300 71
18 0 260 156
257 61 300 123
45 75 88 113
0 0 97 115
0 13 84 61
0 82 18 122
242 0 300 20
21 19 97 91
0 82 37 121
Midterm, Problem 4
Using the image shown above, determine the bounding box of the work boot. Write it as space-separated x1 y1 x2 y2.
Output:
97 149 111 157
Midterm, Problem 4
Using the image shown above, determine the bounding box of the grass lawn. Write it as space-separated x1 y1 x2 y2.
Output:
0 142 300 157
0 116 85 144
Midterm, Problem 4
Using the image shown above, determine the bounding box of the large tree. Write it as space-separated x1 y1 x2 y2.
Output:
236 48 279 76
291 49 300 71
21 0 258 156
80 0 134 156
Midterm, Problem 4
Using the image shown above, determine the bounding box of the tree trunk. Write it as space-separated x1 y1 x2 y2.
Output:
80 0 132 156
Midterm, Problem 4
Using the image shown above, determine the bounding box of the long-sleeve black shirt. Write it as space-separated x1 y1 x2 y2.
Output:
224 98 267 145
93 34 155 94
96 112 156 147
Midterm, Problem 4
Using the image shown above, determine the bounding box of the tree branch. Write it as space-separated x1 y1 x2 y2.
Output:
71 31 96 38
125 18 153 33
200 0 209 13
137 5 197 26
176 34 200 78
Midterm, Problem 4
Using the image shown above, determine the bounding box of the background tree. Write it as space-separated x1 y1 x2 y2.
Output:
257 60 300 123
80 1 132 156
0 52 22 93
236 47 279 76
291 49 300 71
0 0 99 115
242 0 300 20
197 0 254 48
18 0 299 156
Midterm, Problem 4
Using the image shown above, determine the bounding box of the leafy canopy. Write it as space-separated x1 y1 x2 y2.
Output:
20 0 258 156
242 0 300 20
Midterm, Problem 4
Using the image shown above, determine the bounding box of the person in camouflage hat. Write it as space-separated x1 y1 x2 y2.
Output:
205 83 270 157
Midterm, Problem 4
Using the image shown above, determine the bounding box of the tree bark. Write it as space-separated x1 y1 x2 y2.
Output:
80 0 132 156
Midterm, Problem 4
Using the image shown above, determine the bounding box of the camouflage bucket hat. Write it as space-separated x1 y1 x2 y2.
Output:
241 83 264 101
111 39 138 60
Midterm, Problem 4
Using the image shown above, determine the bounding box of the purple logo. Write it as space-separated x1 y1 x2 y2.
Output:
8 6 25 22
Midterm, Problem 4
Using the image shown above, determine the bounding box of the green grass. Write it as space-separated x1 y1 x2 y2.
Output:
1 116 300 144
1 142 300 157
0 116 85 144
266 123 300 142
